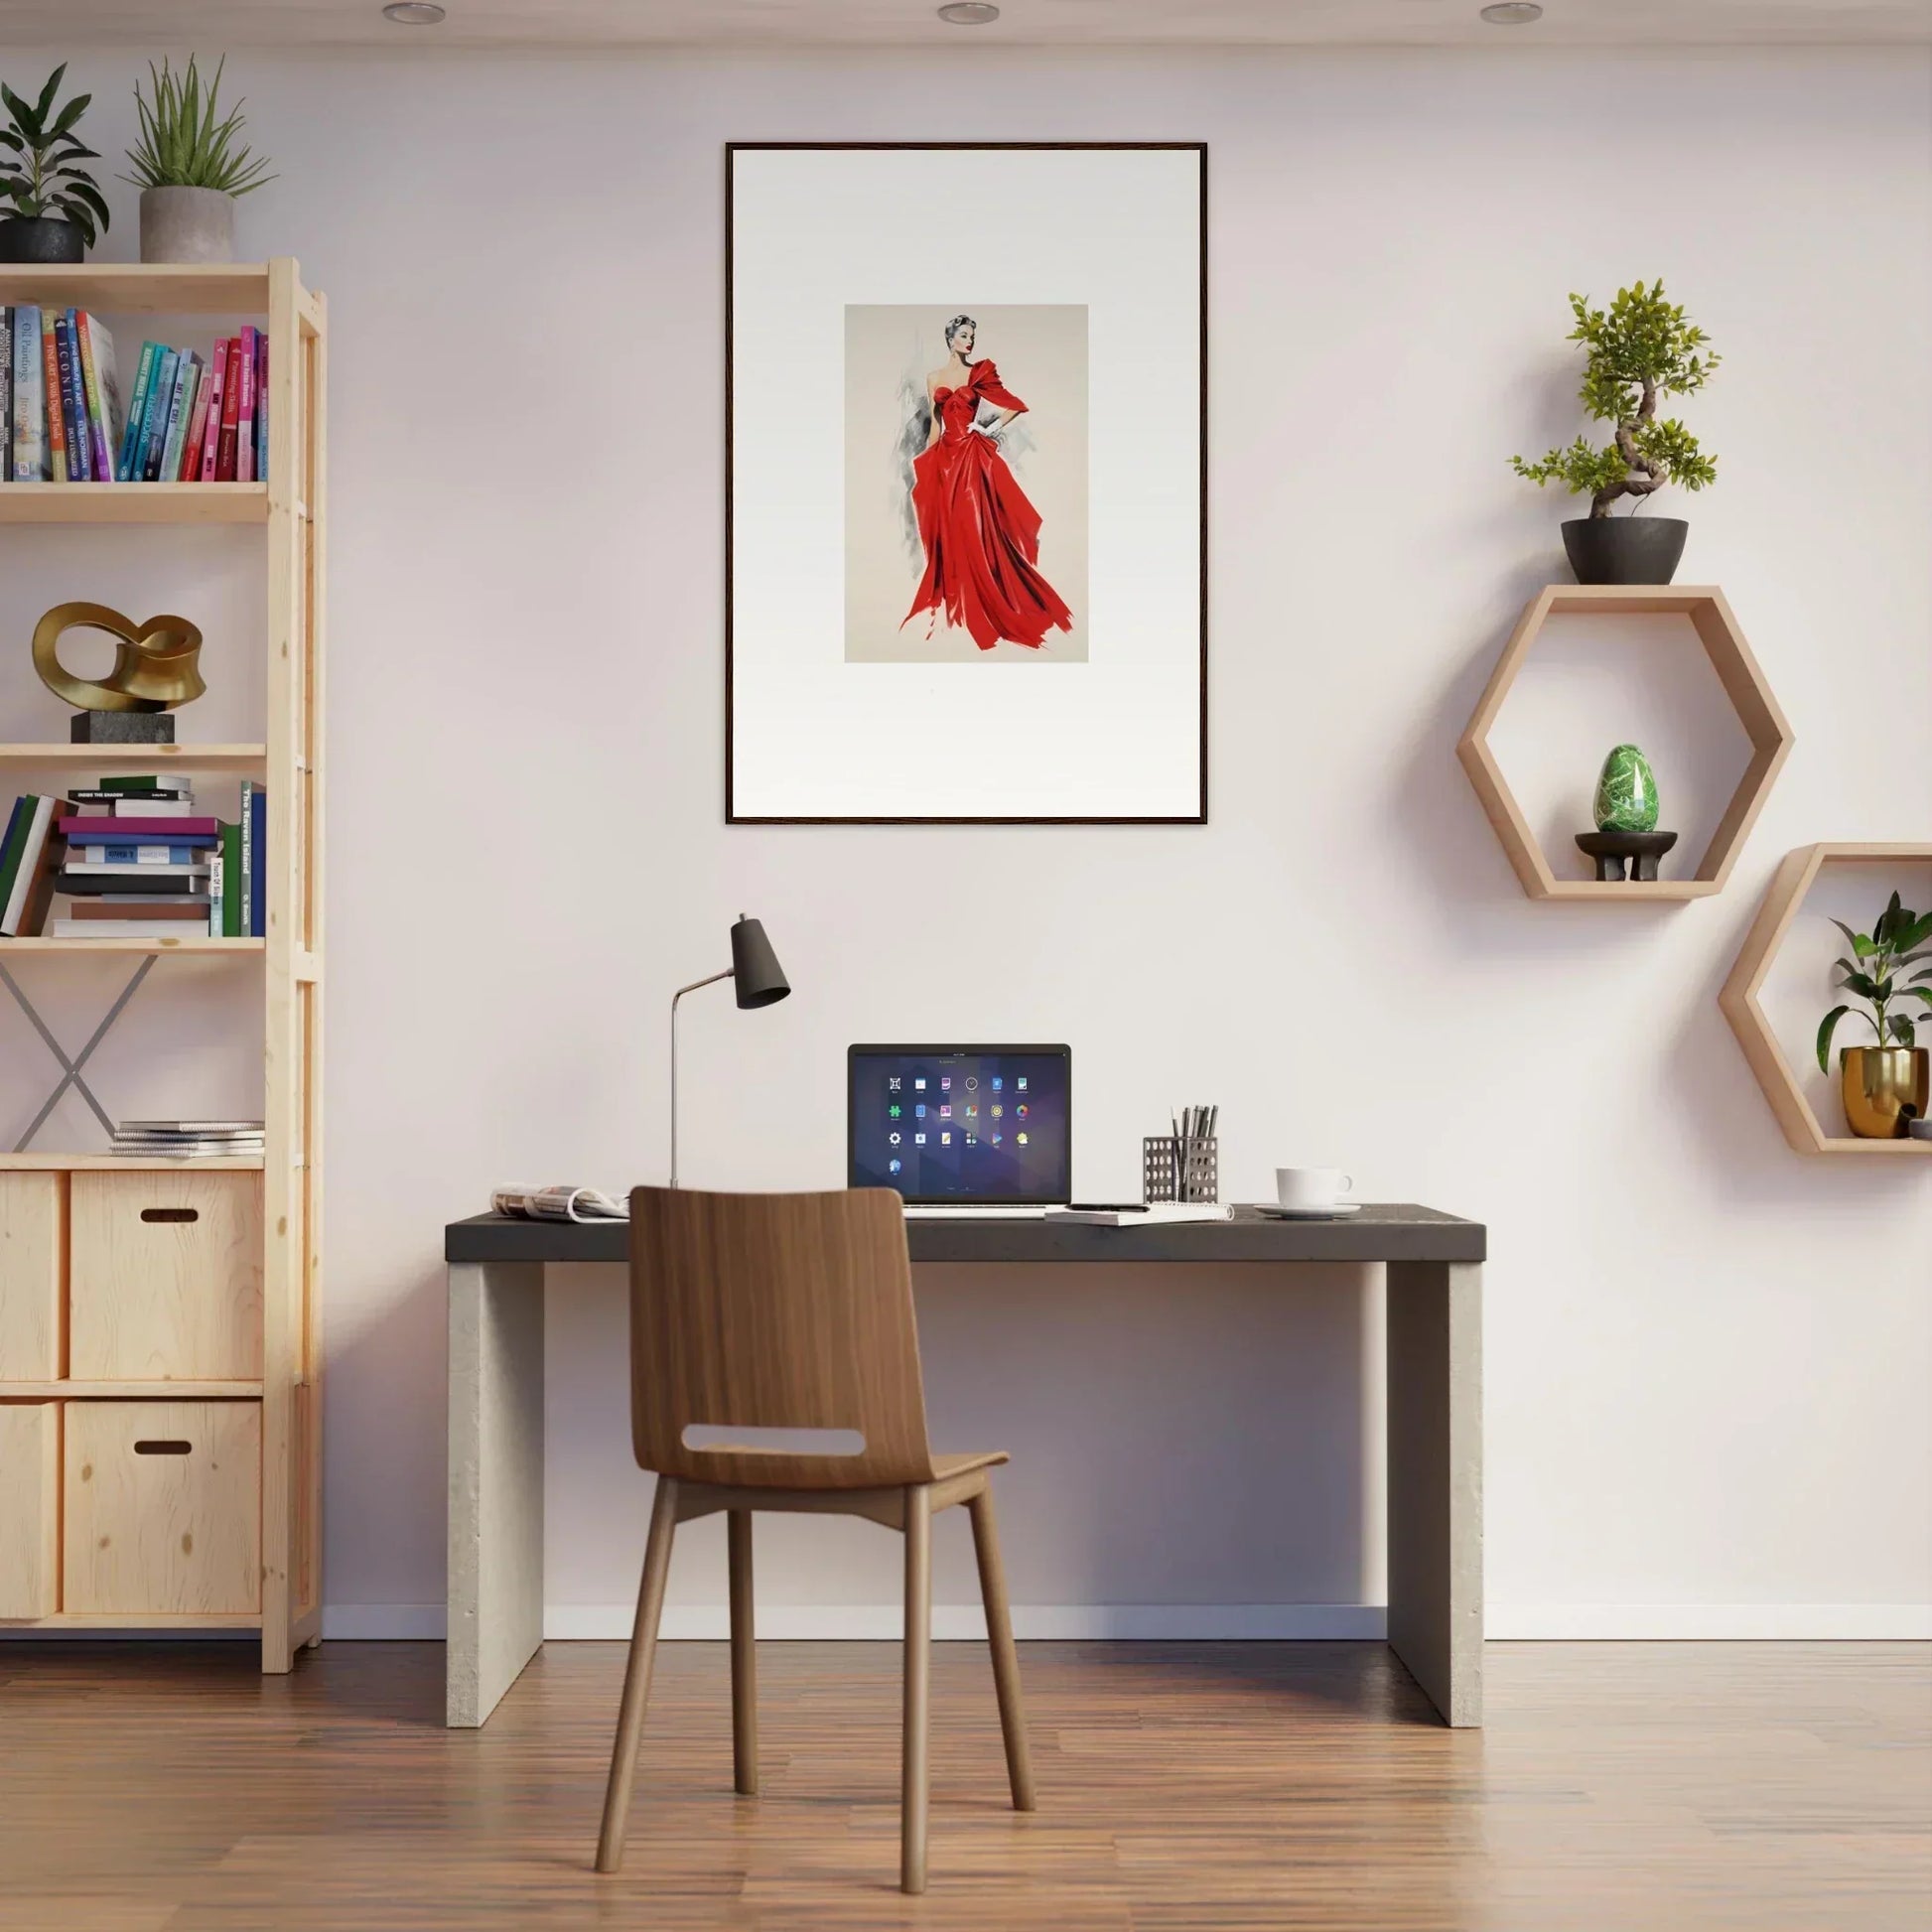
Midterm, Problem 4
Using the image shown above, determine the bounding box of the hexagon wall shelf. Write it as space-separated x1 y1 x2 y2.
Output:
1720 842 1932 1160
1457 585 1795 901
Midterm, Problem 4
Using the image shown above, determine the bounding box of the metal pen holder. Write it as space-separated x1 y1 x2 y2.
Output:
1143 1135 1219 1205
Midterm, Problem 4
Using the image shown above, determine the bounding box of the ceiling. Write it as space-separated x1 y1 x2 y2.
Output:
2 0 1927 46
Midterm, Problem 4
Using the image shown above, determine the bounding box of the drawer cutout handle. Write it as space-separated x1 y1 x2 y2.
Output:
140 1207 200 1224
133 1440 193 1455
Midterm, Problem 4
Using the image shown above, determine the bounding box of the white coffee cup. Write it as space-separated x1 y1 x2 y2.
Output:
1276 1167 1353 1210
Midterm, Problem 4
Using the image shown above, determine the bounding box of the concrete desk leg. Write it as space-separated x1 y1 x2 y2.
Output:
448 1260 546 1727
1386 1260 1482 1726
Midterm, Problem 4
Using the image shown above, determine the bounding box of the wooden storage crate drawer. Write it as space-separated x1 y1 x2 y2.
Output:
0 1173 64 1380
69 1172 263 1381
64 1400 260 1615
0 1402 60 1618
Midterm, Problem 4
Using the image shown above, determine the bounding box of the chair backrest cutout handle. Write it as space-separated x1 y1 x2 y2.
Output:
140 1207 200 1224
680 1423 866 1456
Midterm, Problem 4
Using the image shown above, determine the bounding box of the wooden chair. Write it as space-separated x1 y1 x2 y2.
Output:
595 1185 1036 1894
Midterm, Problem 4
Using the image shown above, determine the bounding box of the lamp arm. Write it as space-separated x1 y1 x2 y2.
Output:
668 968 736 1188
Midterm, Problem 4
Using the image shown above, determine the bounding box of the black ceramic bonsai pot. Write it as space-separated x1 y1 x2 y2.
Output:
1561 515 1688 586
0 215 86 264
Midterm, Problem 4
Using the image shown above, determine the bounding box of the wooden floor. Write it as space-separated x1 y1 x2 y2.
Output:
0 1640 1924 1930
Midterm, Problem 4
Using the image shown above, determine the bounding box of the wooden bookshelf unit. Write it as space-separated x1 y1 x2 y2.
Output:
0 261 326 1673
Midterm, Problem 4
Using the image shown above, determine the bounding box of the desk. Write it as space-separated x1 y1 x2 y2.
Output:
444 1204 1484 1730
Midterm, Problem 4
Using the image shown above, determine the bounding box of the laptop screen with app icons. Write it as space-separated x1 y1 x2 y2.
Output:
848 1044 1071 1204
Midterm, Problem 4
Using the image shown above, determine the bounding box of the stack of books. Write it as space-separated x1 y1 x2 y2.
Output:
0 775 267 938
112 1119 265 1160
2 308 267 484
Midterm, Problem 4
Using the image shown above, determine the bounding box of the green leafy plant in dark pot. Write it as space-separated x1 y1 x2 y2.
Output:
0 66 109 263
1817 893 1932 1139
1511 281 1718 586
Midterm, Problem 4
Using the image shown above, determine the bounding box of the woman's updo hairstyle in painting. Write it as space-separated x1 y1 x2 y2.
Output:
944 314 977 345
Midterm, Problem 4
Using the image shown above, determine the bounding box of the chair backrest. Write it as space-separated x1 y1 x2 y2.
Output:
627 1185 937 1490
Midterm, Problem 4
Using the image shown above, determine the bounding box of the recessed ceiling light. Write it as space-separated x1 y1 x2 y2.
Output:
382 1 447 22
1479 1 1543 20
938 2 1001 22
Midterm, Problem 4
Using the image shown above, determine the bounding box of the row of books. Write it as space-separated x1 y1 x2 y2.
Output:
113 1119 264 1160
0 774 267 939
0 307 267 484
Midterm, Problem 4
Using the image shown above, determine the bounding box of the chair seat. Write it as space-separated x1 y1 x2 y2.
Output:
931 1450 1009 1481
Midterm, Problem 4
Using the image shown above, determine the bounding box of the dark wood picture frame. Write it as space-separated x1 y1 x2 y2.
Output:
725 141 1208 826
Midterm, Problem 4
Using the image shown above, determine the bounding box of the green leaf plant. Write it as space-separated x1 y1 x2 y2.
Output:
0 65 110 245
1816 892 1932 1073
122 56 275 198
1511 280 1719 519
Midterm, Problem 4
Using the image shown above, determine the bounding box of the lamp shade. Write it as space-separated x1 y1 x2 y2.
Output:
730 915 790 1009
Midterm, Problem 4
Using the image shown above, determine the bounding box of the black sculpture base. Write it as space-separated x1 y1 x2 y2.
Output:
1576 829 1679 882
70 711 174 744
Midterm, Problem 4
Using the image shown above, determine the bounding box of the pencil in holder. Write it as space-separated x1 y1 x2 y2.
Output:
1143 1135 1219 1205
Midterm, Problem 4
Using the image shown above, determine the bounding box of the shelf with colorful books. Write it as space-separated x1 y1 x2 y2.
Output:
3 300 274 492
1 770 270 943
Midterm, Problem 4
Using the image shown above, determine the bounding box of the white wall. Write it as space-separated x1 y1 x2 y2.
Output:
3 44 1928 1640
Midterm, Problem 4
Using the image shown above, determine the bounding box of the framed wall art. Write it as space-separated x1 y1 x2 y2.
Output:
726 142 1207 824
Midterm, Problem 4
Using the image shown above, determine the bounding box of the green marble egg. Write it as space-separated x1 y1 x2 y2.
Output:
1593 744 1660 833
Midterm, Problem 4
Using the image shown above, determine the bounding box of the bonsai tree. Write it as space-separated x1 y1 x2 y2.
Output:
0 65 110 246
1512 281 1718 518
122 56 275 200
1817 893 1932 1071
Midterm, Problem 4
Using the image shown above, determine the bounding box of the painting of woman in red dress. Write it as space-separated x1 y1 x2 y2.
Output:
900 316 1075 653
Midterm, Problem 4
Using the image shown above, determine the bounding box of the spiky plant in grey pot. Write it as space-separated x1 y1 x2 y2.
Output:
123 56 275 264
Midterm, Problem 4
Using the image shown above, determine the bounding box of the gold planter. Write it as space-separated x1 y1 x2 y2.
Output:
1840 1046 1930 1139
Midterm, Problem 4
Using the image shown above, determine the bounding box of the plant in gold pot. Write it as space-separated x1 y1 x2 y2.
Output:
1816 893 1932 1139
123 56 274 264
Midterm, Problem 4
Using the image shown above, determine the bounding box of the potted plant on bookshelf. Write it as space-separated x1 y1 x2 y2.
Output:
123 56 274 265
0 66 109 264
1511 280 1719 586
1817 892 1932 1139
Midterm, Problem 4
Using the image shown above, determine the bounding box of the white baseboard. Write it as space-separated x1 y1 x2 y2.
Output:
316 1601 1932 1642
1486 1603 1932 1640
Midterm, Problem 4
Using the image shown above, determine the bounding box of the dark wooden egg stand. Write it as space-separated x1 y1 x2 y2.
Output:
1575 829 1679 883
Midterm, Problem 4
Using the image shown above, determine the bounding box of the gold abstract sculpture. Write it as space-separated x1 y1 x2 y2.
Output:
33 602 206 713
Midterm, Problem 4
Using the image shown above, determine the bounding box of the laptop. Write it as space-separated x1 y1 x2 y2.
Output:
848 1044 1071 1215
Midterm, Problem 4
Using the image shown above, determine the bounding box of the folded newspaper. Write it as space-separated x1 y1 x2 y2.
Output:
490 1185 629 1223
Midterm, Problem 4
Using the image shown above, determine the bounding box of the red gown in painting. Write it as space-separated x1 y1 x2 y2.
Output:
902 359 1074 652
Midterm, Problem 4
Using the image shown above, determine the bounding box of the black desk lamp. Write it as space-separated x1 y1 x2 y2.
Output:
668 914 790 1187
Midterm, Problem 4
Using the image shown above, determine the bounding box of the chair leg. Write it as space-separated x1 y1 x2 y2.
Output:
900 1483 932 1895
728 1508 758 1796
595 1475 679 1873
967 1484 1036 1812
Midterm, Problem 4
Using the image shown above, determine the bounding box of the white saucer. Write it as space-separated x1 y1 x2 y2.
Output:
1250 1201 1362 1219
